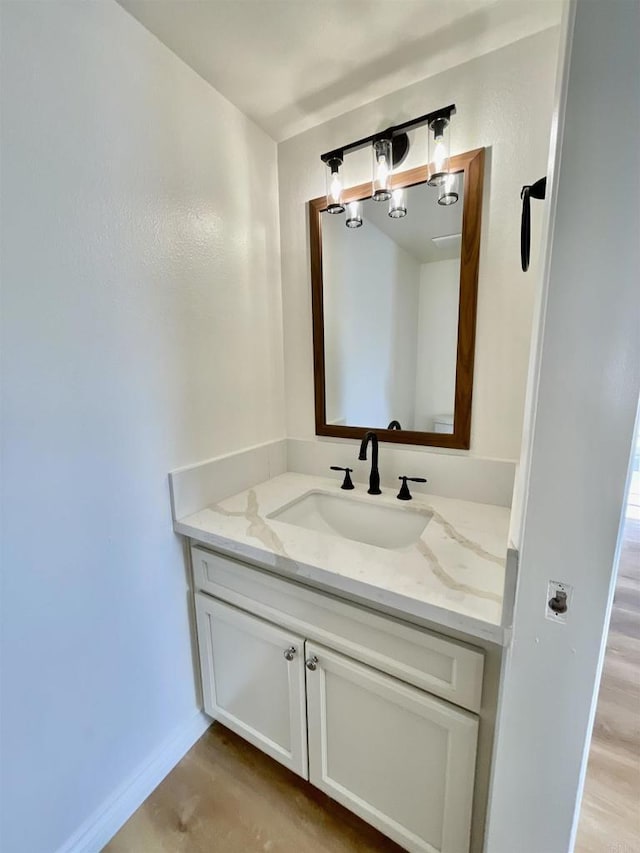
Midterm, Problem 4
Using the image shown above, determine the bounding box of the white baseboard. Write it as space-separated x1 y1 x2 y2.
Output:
56 711 211 853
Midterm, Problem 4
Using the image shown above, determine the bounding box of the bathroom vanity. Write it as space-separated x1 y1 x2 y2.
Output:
172 466 514 853
169 138 511 853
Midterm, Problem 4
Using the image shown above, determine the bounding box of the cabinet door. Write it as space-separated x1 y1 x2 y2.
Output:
305 643 478 853
195 593 307 777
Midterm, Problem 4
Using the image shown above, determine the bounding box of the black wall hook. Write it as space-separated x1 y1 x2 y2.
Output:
521 176 547 272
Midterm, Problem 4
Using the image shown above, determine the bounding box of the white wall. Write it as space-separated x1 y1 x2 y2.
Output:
486 2 640 851
323 213 420 428
278 27 559 459
414 259 460 431
0 3 284 852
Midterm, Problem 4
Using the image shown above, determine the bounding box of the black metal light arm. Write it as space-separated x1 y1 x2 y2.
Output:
320 104 456 165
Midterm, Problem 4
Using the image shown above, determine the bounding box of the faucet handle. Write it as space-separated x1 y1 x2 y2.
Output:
397 476 427 501
330 466 355 490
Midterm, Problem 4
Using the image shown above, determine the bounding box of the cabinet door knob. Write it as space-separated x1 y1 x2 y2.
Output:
283 646 297 661
306 655 318 671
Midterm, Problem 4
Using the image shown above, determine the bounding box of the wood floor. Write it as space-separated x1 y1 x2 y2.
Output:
104 723 403 852
574 506 640 853
106 495 640 853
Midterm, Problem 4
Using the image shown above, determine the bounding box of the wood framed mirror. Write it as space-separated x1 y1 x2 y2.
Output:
309 147 484 449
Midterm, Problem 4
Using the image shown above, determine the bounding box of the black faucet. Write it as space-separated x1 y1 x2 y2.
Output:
358 431 382 495
387 420 402 430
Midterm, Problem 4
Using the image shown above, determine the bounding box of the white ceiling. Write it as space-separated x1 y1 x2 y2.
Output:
361 174 465 263
116 0 563 141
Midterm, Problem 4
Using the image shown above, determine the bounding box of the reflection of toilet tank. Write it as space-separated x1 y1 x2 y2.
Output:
433 414 454 433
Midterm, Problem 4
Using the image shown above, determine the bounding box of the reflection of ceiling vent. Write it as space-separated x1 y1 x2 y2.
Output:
432 233 462 249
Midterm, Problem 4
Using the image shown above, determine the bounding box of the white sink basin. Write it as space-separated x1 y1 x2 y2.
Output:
268 490 431 550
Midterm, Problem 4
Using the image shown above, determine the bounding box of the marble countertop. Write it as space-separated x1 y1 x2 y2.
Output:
175 472 512 644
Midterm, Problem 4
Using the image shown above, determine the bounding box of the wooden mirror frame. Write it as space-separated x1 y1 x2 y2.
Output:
309 146 484 450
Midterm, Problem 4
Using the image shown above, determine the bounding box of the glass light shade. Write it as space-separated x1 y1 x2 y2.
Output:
345 201 363 228
427 115 451 187
372 138 392 201
438 172 459 206
325 157 345 213
388 188 407 219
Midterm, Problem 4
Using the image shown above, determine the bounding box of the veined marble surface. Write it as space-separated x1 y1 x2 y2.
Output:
175 473 512 644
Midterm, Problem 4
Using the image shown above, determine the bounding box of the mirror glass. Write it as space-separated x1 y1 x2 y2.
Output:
322 173 464 435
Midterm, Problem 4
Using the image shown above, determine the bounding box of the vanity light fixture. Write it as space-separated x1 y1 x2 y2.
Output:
372 137 393 201
438 172 459 206
320 103 456 217
388 188 407 218
345 201 363 228
325 154 345 214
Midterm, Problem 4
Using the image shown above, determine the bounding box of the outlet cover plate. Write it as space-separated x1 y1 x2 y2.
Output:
546 580 573 623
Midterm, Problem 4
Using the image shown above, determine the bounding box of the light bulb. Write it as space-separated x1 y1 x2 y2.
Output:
427 114 451 187
389 188 407 219
325 156 345 213
434 138 446 174
345 201 363 228
438 171 459 206
372 138 392 201
376 155 389 186
330 172 342 203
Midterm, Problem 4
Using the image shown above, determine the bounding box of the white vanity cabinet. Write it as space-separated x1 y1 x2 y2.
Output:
306 643 478 853
191 545 483 853
195 595 308 777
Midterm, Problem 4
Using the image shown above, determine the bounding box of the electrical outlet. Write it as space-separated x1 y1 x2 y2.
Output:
546 580 572 623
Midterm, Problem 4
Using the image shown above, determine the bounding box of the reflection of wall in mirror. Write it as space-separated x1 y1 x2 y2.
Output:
323 213 419 429
414 259 460 433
